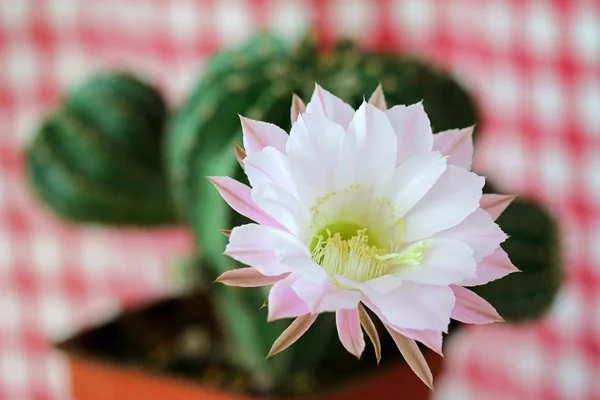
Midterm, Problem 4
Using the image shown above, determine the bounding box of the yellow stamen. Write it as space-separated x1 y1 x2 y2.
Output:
310 229 429 283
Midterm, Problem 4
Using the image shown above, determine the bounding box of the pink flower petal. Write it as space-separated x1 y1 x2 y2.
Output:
388 151 447 218
480 194 517 221
362 297 443 356
290 93 306 124
461 247 520 286
207 176 286 230
385 102 433 166
240 116 289 155
341 102 397 187
402 165 484 242
215 267 288 287
336 308 365 359
224 224 307 277
397 328 443 356
244 147 297 197
267 313 318 358
433 208 507 262
359 282 455 332
450 285 504 324
358 304 381 364
432 126 474 170
291 277 361 313
268 275 310 321
305 83 355 129
395 238 477 286
368 84 387 111
286 112 346 204
383 324 434 390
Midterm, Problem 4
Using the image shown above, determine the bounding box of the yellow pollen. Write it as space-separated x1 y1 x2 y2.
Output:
310 229 429 283
311 229 388 282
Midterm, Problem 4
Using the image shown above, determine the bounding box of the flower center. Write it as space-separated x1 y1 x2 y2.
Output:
310 228 390 282
308 186 429 283
310 228 429 283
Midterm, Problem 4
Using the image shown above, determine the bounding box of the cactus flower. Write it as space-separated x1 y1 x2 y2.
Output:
210 84 518 389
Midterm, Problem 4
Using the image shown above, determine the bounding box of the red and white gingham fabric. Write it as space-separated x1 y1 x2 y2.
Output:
1 1 599 399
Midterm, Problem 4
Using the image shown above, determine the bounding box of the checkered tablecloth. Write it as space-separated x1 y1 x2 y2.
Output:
1 1 599 399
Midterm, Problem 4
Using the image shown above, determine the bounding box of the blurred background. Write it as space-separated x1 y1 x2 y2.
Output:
1 0 599 398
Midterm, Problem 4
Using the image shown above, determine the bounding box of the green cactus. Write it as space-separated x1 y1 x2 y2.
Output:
26 72 176 225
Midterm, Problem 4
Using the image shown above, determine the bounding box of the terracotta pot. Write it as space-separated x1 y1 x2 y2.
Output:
64 352 443 400
58 292 444 400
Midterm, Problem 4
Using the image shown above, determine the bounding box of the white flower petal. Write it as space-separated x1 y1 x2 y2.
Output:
362 282 455 332
341 102 398 187
387 151 447 217
291 277 361 313
334 274 402 297
433 208 507 262
402 165 485 241
244 146 297 197
432 126 474 170
251 183 309 238
225 224 327 281
224 224 297 276
394 238 477 286
286 112 346 204
305 83 355 129
386 102 433 166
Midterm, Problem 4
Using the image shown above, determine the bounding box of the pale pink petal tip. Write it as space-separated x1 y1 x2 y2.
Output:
239 115 288 155
432 126 474 170
385 324 434 390
305 83 355 129
480 194 517 221
215 268 286 287
451 285 504 324
207 176 284 229
368 84 388 111
290 93 306 124
358 304 381 364
461 247 519 286
267 314 318 359
336 309 365 359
